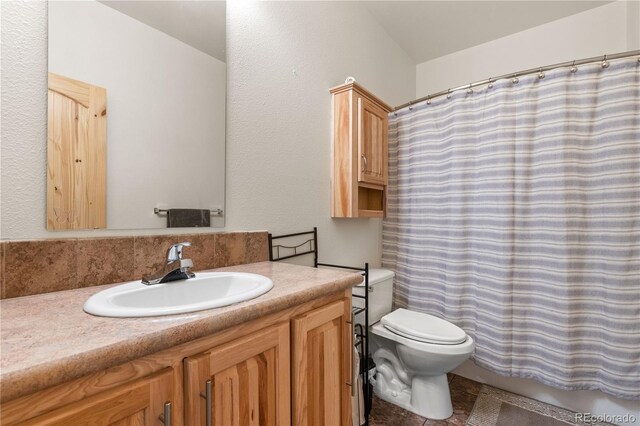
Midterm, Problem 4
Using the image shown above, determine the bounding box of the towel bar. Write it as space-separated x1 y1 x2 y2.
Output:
153 208 224 216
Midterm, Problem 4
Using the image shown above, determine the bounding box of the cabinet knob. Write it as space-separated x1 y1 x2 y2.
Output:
361 155 368 172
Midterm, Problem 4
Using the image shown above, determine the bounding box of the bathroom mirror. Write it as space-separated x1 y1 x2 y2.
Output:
47 0 226 230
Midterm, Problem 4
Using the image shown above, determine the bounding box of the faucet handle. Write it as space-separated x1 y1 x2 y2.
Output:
166 242 191 263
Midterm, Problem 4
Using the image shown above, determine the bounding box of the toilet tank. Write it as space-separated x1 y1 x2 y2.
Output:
352 268 395 325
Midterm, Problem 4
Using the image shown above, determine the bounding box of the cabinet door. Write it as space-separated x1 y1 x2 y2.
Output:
16 368 173 426
357 96 388 186
292 299 351 426
184 322 290 426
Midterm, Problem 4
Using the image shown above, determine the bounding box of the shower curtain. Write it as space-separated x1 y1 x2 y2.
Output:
382 57 640 400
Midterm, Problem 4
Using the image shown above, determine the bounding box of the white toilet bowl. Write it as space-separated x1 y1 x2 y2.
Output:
370 308 475 420
352 269 475 420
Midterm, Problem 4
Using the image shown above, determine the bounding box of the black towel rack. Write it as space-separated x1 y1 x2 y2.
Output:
268 227 372 426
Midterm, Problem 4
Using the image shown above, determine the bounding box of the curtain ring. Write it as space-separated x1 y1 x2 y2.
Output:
466 83 473 94
570 60 577 73
512 74 519 84
426 96 431 105
408 102 413 111
538 67 545 79
446 89 452 99
393 110 398 117
601 54 609 69
488 78 494 89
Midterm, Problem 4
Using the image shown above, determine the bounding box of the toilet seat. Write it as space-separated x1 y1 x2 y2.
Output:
371 322 474 356
381 308 467 345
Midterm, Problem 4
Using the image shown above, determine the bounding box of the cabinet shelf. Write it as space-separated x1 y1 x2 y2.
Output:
358 209 384 218
358 186 385 217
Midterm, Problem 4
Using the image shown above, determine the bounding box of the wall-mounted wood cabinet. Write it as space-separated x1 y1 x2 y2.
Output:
331 82 391 218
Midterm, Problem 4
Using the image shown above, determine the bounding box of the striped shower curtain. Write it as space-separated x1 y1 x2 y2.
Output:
382 57 640 400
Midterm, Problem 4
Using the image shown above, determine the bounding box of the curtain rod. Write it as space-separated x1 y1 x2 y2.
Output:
394 50 640 112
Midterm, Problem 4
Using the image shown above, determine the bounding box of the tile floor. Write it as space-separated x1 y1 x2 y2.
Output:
369 374 483 426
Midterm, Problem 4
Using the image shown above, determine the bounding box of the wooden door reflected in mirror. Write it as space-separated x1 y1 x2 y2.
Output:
47 73 106 230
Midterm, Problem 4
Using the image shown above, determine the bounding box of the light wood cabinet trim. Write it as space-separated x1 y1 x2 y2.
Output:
294 299 345 331
9 368 173 426
357 182 384 191
331 90 358 217
357 209 384 218
1 361 183 425
184 352 209 426
342 294 353 426
329 82 392 112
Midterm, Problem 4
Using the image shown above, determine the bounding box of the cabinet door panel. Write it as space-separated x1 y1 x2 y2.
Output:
184 322 290 426
357 96 388 186
292 299 351 426
17 368 173 426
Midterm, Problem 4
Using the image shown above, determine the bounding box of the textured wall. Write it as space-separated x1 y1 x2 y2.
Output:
415 1 639 97
1 1 49 240
225 1 415 267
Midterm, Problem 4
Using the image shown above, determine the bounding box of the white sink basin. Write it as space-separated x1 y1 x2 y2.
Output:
84 272 274 317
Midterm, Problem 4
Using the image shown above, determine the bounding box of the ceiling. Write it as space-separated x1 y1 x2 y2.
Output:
98 1 611 66
99 1 226 62
362 1 611 64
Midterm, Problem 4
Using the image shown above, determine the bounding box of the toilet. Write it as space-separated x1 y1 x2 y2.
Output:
353 269 475 420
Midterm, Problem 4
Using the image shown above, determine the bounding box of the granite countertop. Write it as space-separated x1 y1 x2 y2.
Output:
0 261 362 403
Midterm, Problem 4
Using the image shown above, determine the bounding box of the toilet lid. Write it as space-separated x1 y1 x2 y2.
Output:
381 308 467 345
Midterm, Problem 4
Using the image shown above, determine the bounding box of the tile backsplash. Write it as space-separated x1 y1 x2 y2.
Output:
0 231 269 299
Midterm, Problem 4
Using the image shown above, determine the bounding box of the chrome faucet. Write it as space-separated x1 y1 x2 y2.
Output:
142 242 196 285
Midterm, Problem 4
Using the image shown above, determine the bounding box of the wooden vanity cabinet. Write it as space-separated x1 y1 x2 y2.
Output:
330 82 392 218
184 322 291 426
1 291 352 426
